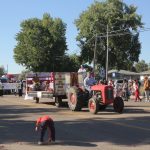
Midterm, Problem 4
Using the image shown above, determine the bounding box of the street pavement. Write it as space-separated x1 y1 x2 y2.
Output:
0 95 150 150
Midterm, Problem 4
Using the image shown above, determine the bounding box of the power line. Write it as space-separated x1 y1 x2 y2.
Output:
97 28 150 38
82 27 150 46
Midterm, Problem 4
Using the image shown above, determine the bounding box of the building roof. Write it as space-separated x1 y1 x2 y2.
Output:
108 69 139 75
139 70 150 75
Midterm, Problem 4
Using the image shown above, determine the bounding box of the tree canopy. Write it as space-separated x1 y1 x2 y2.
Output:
75 0 143 70
0 66 5 76
14 13 67 72
135 60 148 72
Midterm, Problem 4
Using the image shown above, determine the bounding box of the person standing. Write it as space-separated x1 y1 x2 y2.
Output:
0 80 3 96
143 76 150 102
108 79 114 87
122 79 128 101
35 115 55 145
18 80 23 97
114 80 121 97
134 80 141 102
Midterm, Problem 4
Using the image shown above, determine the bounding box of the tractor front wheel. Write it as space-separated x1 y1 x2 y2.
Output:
35 97 39 103
88 98 99 114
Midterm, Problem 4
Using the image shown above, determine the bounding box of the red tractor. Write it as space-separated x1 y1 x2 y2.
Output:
67 83 124 114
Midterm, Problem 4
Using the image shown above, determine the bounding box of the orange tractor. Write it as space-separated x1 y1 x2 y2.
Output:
67 83 124 114
25 72 124 114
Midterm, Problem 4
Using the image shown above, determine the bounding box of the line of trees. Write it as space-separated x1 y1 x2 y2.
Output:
13 0 149 74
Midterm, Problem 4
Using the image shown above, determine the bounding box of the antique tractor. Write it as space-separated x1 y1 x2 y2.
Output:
67 84 124 114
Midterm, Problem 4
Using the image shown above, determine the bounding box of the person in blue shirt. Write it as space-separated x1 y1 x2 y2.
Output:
84 72 97 92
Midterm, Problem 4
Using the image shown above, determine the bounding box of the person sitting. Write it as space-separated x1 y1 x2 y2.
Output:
33 73 40 83
32 73 40 91
78 65 87 79
45 81 53 92
84 72 97 92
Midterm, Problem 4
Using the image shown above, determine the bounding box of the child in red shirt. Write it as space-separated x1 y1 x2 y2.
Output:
134 81 141 102
35 115 55 145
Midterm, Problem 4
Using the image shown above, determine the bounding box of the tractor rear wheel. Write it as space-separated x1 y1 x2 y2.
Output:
88 98 99 114
113 97 124 113
67 87 83 111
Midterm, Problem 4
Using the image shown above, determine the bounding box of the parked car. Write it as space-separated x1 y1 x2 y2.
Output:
0 77 8 83
0 77 11 94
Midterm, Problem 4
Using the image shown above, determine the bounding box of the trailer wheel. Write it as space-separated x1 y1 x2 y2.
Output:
55 97 62 107
68 87 83 111
35 97 39 103
88 98 99 114
113 97 124 113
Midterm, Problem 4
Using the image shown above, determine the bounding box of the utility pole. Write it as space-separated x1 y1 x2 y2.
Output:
106 24 109 82
93 33 97 76
7 64 8 74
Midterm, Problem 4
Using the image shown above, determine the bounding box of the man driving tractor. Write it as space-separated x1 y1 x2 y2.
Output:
83 72 97 92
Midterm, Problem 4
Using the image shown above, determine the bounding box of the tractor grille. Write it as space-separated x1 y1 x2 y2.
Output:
105 88 113 100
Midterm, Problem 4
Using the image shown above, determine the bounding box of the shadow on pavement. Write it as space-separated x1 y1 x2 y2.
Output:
0 103 150 147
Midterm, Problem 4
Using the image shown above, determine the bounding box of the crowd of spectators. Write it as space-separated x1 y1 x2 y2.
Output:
108 77 150 102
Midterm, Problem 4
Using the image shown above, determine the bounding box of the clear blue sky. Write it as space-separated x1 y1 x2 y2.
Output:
0 0 150 74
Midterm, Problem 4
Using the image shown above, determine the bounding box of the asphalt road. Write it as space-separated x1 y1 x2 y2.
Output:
0 95 150 150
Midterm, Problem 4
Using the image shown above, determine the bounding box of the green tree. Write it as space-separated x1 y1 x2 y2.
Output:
75 0 143 70
148 63 150 70
14 13 67 72
60 54 80 72
135 60 148 72
0 66 5 76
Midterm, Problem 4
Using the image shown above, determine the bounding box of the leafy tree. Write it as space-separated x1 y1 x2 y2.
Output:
14 13 67 72
60 54 80 72
135 60 148 72
0 66 5 76
75 0 143 71
148 63 150 70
